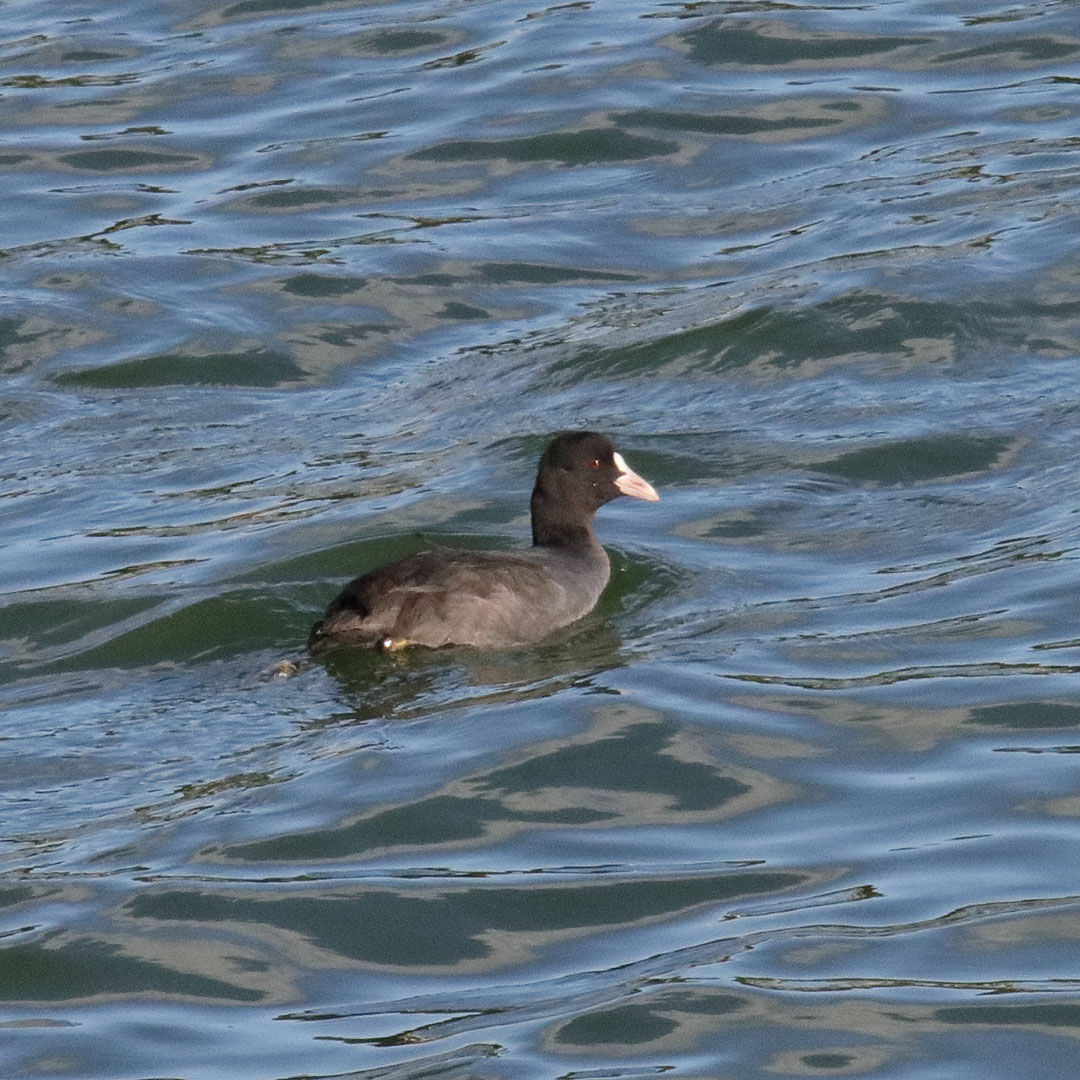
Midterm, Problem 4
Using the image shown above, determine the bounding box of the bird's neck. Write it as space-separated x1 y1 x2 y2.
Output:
532 521 596 548
530 487 597 550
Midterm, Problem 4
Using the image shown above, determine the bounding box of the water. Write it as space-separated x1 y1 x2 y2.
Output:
3 0 1080 1076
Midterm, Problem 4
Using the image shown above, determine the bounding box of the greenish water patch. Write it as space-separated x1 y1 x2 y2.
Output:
247 187 348 209
410 128 679 166
935 37 1080 65
223 0 346 17
59 149 203 172
703 516 770 540
0 317 50 369
559 1003 678 1045
237 793 614 862
61 50 129 63
280 273 367 297
54 350 303 388
936 1003 1080 1027
817 435 1011 484
803 1052 858 1069
556 991 744 1046
0 938 262 1003
617 107 842 137
127 871 803 968
439 301 488 320
680 21 928 66
478 262 638 284
559 291 1022 383
32 591 306 673
2 73 139 88
1 594 161 674
476 721 746 812
358 29 448 54
223 718 747 861
968 701 1080 728
0 886 35 910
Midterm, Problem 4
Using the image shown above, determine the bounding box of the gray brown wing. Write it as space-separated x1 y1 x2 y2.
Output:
310 549 601 650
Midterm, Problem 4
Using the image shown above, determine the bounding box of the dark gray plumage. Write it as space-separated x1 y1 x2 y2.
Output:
308 431 658 653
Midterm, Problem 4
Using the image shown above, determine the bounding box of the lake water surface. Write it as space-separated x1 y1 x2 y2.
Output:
4 0 1080 1077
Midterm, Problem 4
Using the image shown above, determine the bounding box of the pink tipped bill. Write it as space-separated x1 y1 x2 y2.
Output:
612 451 659 502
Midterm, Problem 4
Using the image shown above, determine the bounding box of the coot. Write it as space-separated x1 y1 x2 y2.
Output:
308 431 658 652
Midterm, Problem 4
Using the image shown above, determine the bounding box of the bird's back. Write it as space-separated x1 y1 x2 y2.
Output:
308 543 610 652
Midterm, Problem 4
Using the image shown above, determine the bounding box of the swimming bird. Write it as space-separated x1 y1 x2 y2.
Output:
308 431 658 652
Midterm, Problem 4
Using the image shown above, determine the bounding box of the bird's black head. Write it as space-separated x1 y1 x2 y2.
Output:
531 431 657 546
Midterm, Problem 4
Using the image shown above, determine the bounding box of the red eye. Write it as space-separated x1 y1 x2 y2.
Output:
587 459 601 470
